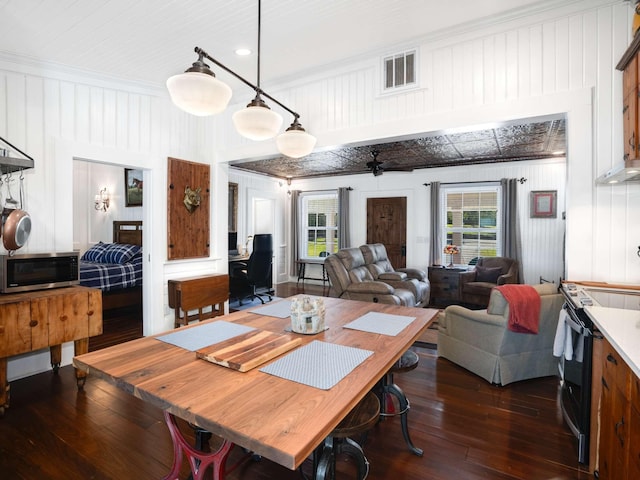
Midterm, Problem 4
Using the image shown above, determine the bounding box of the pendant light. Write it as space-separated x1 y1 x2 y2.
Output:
167 1 316 158
276 116 317 158
232 0 283 140
166 52 232 116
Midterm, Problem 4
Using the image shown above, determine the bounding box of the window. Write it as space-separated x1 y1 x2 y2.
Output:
441 185 501 265
300 191 339 258
383 50 416 90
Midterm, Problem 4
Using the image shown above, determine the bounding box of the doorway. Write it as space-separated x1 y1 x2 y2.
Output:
366 197 407 267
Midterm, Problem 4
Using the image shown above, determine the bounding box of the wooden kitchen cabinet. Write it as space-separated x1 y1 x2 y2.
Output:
597 337 637 480
618 33 640 163
0 286 102 415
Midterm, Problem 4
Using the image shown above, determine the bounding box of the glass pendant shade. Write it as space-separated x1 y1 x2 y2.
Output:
166 72 232 116
233 103 283 141
277 127 317 158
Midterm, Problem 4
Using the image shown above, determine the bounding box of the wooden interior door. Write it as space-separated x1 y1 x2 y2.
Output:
366 197 407 268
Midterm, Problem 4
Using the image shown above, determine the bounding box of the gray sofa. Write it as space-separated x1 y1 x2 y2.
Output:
323 247 416 306
437 282 563 385
359 243 430 307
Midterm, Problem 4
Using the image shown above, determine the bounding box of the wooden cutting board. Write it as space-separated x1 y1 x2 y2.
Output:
196 329 302 372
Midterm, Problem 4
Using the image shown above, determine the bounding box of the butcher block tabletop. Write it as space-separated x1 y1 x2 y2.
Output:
73 296 438 470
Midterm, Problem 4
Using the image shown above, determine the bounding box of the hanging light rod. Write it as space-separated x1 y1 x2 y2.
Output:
167 0 315 157
193 46 300 121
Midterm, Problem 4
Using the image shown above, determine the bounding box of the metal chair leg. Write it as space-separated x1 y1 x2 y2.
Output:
381 382 423 457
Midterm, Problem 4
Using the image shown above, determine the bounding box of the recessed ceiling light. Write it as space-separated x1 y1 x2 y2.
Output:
552 150 565 155
235 48 251 56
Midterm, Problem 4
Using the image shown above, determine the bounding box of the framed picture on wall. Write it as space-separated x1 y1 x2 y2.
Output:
125 168 143 207
530 190 556 218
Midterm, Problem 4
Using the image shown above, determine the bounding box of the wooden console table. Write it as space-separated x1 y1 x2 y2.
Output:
168 274 229 328
296 259 329 285
0 286 103 416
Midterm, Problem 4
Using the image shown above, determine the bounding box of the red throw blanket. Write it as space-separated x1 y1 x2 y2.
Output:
495 284 541 334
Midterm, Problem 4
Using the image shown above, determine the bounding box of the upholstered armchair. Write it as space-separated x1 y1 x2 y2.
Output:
324 248 416 306
359 243 430 307
437 283 563 386
458 256 519 308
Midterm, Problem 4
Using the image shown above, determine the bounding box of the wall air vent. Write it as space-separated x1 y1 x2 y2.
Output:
383 49 417 91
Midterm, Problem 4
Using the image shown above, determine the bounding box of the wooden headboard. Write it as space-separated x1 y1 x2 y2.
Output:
113 221 143 246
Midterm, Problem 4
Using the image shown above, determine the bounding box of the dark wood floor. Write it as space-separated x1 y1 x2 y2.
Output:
0 282 593 479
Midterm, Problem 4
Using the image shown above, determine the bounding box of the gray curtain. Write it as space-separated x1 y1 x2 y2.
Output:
501 178 522 281
290 190 300 276
429 182 441 266
338 187 350 248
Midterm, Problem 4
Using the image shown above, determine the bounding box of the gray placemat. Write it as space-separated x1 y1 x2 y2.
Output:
156 321 256 351
249 299 292 318
260 340 373 390
343 311 416 336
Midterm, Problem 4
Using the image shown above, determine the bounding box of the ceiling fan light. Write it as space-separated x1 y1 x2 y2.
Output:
166 71 232 116
232 103 283 141
277 125 317 158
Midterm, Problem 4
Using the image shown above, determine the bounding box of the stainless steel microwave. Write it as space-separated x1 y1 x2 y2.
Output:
0 252 80 294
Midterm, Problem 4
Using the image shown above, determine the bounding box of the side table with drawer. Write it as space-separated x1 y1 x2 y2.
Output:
428 267 467 307
168 274 229 328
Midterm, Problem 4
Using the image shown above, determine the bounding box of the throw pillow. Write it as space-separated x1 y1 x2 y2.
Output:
475 265 502 283
80 242 108 262
101 243 141 264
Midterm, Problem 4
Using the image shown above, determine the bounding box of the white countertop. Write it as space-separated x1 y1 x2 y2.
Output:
585 306 640 379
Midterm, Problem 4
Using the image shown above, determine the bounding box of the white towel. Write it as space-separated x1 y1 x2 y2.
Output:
553 309 574 361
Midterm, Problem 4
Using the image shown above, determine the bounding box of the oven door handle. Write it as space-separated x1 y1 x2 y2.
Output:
563 304 590 336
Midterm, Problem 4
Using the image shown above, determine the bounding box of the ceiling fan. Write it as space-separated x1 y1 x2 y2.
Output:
365 150 414 176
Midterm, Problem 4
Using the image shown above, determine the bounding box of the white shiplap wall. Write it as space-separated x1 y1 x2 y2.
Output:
0 57 228 380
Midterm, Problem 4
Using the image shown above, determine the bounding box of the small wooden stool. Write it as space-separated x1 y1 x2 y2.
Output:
315 391 380 480
378 349 423 456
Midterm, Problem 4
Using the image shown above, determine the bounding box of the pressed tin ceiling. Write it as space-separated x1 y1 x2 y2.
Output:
228 115 567 180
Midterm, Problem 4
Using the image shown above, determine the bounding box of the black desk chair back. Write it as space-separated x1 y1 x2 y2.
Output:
230 234 274 305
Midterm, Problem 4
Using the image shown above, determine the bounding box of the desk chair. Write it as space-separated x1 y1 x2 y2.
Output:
229 234 274 305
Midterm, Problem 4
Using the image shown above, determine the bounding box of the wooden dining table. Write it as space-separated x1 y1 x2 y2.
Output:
73 295 438 478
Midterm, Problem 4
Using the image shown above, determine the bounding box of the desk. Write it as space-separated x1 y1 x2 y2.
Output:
73 296 437 475
296 258 329 285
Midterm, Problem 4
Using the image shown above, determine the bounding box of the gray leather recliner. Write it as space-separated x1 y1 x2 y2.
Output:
359 243 430 307
324 247 416 306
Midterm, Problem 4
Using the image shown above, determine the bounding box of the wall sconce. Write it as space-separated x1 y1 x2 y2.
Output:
94 187 109 212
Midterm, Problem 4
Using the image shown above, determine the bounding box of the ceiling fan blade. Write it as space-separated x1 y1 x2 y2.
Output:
384 167 414 172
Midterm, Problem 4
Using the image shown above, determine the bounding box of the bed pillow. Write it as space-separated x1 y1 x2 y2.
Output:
475 265 502 284
101 243 141 264
81 242 108 262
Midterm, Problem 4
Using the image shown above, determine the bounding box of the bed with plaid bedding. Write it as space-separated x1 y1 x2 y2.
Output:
79 244 143 292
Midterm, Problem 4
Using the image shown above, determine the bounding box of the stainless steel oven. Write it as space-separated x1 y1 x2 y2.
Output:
559 283 640 465
559 284 593 464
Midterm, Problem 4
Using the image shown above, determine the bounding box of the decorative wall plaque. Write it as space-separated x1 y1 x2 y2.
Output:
167 157 210 260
